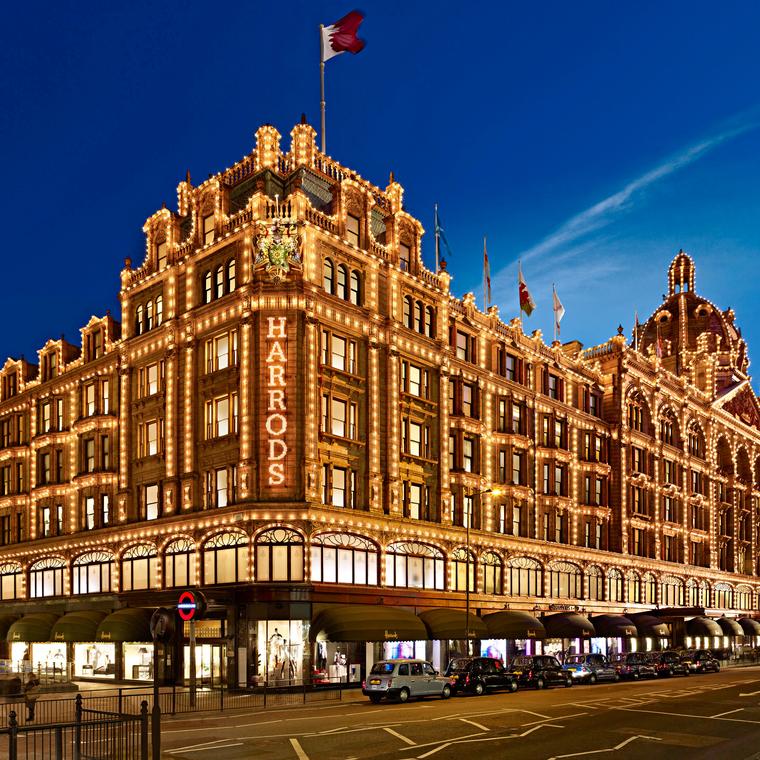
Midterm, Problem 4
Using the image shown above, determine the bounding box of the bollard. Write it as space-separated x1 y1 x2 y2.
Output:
140 701 149 760
74 694 82 760
8 710 17 760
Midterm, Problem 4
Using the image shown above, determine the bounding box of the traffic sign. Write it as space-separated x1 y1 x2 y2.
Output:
177 590 207 621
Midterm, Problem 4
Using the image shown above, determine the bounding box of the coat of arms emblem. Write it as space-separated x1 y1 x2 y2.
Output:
254 218 302 283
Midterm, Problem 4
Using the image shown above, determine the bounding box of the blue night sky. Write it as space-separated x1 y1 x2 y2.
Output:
2 1 760 378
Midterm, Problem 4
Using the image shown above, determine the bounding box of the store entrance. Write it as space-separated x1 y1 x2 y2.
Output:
182 643 225 688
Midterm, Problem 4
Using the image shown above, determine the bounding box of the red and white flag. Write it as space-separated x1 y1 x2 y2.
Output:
518 261 535 317
552 284 565 338
321 11 366 62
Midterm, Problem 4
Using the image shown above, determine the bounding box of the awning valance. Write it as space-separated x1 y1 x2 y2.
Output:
686 616 723 637
591 615 637 638
738 618 760 636
542 613 595 639
310 605 427 643
483 611 546 640
96 609 152 643
631 614 669 637
419 609 487 640
0 615 19 639
51 611 106 642
7 613 59 643
716 617 744 637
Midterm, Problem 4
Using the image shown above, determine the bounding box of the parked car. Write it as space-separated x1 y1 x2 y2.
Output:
445 656 518 695
507 655 573 689
362 659 454 703
681 650 720 674
613 652 657 680
562 653 620 684
649 651 690 677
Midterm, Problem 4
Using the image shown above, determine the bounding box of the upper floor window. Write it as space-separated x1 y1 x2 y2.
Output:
138 361 165 397
688 427 704 458
201 259 237 304
205 329 238 374
85 329 104 361
323 258 363 306
320 329 357 374
29 557 65 598
454 330 476 363
403 296 435 337
311 533 379 586
346 214 360 246
141 484 161 521
401 361 430 399
82 380 110 417
204 464 237 509
41 352 58 382
202 214 215 245
205 392 239 438
254 528 304 583
2 372 18 400
157 241 168 269
322 464 357 509
137 419 164 457
399 243 411 271
627 394 647 433
322 394 357 439
134 294 163 335
545 372 563 401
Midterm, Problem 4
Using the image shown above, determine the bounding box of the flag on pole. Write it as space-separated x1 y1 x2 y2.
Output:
634 311 640 351
434 208 454 259
552 284 565 339
483 237 492 310
518 261 535 316
321 11 366 62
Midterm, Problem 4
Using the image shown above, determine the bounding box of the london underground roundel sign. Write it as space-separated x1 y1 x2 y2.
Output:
178 591 199 622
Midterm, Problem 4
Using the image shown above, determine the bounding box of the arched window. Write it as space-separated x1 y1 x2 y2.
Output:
714 582 732 609
425 306 435 338
586 566 604 601
482 551 503 595
226 259 236 293
506 556 543 598
0 562 22 600
349 271 361 305
203 271 213 304
736 585 753 611
255 528 304 582
29 557 65 598
659 409 679 447
737 448 752 484
146 300 154 331
716 437 733 476
608 569 623 603
72 551 113 595
121 544 157 591
164 537 196 589
337 264 348 300
414 301 424 333
700 580 711 607
626 571 641 604
643 573 657 604
385 541 444 590
451 548 475 592
661 576 684 606
627 391 649 433
549 561 582 599
686 579 699 607
204 531 248 585
311 533 378 585
155 296 163 327
323 259 335 294
215 265 225 299
687 422 705 458
135 305 144 335
403 296 413 329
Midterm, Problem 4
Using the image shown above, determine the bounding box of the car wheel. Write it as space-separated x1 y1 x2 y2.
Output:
613 673 620 683
509 680 518 693
683 668 690 677
473 681 485 696
716 665 721 672
441 684 452 700
589 673 597 685
565 676 573 687
667 668 673 677
398 688 410 703
536 677 545 690
632 671 640 680
369 695 383 704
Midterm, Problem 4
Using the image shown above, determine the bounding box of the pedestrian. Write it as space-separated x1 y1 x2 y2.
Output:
23 673 40 721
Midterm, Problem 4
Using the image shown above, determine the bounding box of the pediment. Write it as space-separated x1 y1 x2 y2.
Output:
716 382 760 431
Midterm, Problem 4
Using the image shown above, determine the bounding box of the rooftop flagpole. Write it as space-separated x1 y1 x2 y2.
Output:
319 24 326 153
434 204 440 273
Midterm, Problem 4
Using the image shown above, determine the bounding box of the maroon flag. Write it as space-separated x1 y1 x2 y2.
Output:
321 11 366 62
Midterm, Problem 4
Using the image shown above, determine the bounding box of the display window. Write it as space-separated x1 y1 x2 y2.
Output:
74 643 116 678
255 620 305 684
183 644 223 685
313 641 362 683
382 640 426 661
123 643 153 681
479 639 507 664
28 642 67 673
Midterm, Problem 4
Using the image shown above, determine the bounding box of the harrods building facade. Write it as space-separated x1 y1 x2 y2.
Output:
0 120 758 686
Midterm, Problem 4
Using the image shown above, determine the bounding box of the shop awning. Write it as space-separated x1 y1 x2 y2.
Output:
630 614 669 638
685 616 723 637
0 615 19 639
482 611 546 640
591 615 637 638
542 613 595 639
739 618 760 636
7 613 59 642
716 617 744 637
96 609 153 643
419 609 488 640
310 605 427 643
51 611 106 642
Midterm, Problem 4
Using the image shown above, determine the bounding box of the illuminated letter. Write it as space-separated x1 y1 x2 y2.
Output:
266 340 287 363
268 389 286 411
268 463 286 485
266 413 287 437
268 365 286 387
266 316 287 339
269 439 288 461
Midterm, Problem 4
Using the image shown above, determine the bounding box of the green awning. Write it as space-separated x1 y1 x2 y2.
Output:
310 605 427 642
51 611 106 642
419 609 488 640
96 609 153 643
482 611 546 640
7 613 59 642
591 615 637 638
543 613 595 639
631 614 670 637
739 618 760 636
716 617 743 637
685 616 722 637
0 615 20 639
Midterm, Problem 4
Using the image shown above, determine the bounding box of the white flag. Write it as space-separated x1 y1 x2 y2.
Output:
552 285 565 338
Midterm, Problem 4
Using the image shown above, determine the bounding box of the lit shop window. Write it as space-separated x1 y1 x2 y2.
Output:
0 562 21 600
385 541 444 590
29 557 65 598
506 556 543 598
548 561 582 600
482 552 503 594
311 533 378 585
255 528 304 582
451 548 475 592
204 531 248 584
121 544 157 591
164 538 196 589
72 551 113 594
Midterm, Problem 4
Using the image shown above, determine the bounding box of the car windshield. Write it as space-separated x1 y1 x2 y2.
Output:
511 656 533 667
446 658 472 673
565 656 585 664
370 662 395 675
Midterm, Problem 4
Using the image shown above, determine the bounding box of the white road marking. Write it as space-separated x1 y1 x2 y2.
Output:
163 718 283 733
290 737 311 760
711 708 743 718
383 726 417 745
459 718 490 731
418 743 451 758
168 744 244 755
739 690 760 697
546 734 661 759
165 738 240 753
617 706 760 725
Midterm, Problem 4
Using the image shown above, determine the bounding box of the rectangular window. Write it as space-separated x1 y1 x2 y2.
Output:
85 496 95 530
498 449 507 482
157 241 168 268
41 402 52 434
101 494 110 526
511 403 523 434
145 485 159 521
462 436 475 473
84 438 95 473
40 452 51 485
100 380 110 414
505 353 517 382
462 383 474 417
512 452 524 485
85 383 96 416
589 393 599 417
205 330 238 373
547 374 559 400
203 214 215 244
408 483 422 519
346 214 360 246
399 243 411 271
101 435 110 470
56 398 64 430
512 504 522 537
146 421 158 455
41 506 51 537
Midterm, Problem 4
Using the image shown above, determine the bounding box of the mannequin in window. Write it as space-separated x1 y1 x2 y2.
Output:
268 628 285 677
316 642 327 671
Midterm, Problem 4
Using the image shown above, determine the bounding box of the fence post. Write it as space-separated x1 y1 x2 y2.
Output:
220 685 224 712
74 694 82 760
140 700 149 760
263 682 267 709
8 710 18 760
151 701 161 760
171 684 176 716
118 687 123 715
54 727 63 760
303 681 306 705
